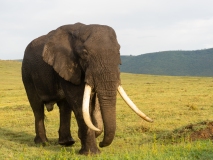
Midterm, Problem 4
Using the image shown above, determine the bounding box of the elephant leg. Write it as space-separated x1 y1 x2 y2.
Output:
24 83 48 144
33 103 48 144
57 100 75 146
72 107 100 155
79 125 100 155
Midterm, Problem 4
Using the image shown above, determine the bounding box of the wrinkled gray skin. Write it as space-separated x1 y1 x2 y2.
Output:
22 23 121 155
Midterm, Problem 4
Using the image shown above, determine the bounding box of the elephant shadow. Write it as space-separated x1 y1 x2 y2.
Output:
0 127 79 153
0 127 34 146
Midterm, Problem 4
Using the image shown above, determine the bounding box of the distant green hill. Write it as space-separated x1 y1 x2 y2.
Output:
120 48 213 77
14 48 213 76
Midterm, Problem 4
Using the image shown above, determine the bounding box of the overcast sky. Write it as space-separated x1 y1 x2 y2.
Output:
0 0 213 60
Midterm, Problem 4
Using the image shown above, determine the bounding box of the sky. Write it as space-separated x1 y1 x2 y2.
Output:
0 0 213 60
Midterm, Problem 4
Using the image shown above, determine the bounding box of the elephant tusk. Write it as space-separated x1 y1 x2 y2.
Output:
82 84 101 132
117 85 153 123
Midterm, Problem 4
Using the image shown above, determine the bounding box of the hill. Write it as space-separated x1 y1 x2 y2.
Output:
120 48 213 77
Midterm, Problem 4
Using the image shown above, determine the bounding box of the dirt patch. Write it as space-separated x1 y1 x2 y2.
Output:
187 121 213 141
175 121 213 141
158 121 213 143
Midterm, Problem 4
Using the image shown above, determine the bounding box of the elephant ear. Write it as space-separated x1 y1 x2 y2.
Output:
42 28 81 85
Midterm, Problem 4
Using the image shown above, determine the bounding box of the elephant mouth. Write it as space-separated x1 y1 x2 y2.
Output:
82 84 153 132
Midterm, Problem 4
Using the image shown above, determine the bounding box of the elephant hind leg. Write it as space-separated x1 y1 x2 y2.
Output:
31 100 48 144
23 81 48 144
57 100 75 146
33 104 48 144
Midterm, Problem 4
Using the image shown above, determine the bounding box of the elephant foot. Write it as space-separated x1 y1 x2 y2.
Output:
34 135 48 146
79 147 101 155
58 137 75 146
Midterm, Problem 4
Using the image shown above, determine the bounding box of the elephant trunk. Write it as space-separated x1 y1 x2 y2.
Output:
82 83 117 148
97 89 117 148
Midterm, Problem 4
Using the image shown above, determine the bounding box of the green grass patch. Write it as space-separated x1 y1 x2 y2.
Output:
1 60 213 159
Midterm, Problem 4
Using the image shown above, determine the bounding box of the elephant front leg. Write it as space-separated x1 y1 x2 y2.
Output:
78 123 100 155
58 100 75 146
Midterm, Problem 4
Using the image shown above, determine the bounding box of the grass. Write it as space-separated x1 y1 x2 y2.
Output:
0 60 213 159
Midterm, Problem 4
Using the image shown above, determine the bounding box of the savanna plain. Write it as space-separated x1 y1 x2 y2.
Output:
0 60 213 160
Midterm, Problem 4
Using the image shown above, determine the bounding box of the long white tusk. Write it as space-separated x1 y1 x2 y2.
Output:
82 84 101 131
117 85 153 123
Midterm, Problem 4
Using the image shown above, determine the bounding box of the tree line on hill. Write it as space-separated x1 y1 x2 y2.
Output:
14 48 213 77
120 48 213 77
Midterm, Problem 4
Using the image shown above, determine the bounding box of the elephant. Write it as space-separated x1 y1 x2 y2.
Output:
21 22 153 155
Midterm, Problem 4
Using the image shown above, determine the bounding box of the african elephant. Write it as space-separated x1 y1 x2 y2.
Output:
21 23 153 155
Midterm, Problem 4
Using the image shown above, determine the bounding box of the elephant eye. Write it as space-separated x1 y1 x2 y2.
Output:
82 49 88 55
78 48 88 60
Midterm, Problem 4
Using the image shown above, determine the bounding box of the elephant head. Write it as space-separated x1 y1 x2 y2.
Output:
42 23 153 148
